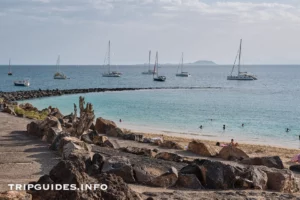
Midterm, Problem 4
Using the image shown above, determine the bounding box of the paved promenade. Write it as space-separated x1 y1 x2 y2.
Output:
0 112 60 192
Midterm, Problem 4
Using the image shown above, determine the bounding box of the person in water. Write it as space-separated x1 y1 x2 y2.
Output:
242 123 244 127
119 119 122 123
286 128 290 132
223 125 226 130
199 125 203 129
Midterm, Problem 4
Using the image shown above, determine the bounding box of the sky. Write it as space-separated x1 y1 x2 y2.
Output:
0 0 300 65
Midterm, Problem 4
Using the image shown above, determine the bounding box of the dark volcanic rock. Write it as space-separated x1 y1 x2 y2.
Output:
31 158 141 200
122 133 136 140
176 173 204 189
120 147 157 158
106 127 124 137
181 159 268 190
188 141 218 157
218 146 249 161
155 152 184 162
42 127 61 143
81 132 93 144
159 140 184 150
240 156 284 169
27 121 42 137
101 156 136 183
289 164 300 172
148 167 178 188
261 166 299 193
95 117 117 134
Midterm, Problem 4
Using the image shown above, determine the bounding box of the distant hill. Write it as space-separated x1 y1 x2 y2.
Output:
189 60 217 65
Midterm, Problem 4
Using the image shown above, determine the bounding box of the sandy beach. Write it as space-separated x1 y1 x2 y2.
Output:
118 123 300 169
1 104 300 199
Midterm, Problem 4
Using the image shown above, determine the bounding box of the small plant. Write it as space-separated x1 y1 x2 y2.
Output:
71 96 95 138
13 105 49 120
14 106 25 115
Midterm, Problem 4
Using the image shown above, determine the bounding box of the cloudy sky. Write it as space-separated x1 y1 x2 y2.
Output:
0 0 300 65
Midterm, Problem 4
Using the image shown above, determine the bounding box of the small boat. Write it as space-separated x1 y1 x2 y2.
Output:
176 53 191 77
227 39 257 81
102 40 122 77
54 55 67 79
14 80 30 87
8 59 12 76
142 50 157 75
153 51 166 82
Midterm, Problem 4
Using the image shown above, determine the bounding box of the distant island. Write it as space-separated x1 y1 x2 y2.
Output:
188 60 217 65
138 60 217 66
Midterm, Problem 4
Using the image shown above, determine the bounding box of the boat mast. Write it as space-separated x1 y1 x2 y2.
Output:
181 52 184 73
56 55 60 73
8 59 11 73
148 50 151 71
108 40 111 73
156 51 158 76
153 51 158 78
238 39 242 75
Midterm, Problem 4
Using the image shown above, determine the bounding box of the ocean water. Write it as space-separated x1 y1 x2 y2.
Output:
2 64 300 148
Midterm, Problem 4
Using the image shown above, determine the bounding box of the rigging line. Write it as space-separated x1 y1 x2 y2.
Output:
230 48 240 76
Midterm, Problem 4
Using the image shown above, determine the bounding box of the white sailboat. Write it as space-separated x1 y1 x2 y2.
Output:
8 59 12 76
14 79 30 87
176 52 190 77
227 39 257 80
153 51 166 82
102 40 122 77
142 50 157 75
54 55 67 79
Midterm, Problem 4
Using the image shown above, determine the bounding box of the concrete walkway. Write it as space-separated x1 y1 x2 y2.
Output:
0 113 60 192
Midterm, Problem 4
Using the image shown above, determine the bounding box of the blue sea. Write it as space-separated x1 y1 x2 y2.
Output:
1 64 300 148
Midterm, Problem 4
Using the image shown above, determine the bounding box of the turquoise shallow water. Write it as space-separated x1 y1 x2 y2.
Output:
24 87 300 148
3 64 300 148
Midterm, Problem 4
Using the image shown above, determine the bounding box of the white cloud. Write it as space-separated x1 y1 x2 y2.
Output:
0 0 299 24
1 0 300 64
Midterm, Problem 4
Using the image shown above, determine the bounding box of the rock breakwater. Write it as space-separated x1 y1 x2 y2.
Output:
0 86 221 102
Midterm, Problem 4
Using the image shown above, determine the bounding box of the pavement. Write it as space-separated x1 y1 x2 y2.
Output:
0 112 60 192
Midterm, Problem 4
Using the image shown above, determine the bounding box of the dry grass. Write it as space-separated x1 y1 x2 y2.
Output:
14 106 48 120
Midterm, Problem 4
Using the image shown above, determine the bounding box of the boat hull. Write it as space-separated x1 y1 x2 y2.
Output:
54 73 67 79
176 73 191 77
142 70 157 75
102 73 121 77
227 75 257 80
153 76 166 82
54 77 67 79
14 81 30 87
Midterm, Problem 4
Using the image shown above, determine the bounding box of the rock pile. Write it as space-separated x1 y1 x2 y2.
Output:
22 96 300 199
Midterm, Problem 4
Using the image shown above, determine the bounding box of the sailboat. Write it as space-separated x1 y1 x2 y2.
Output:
227 39 257 80
153 51 166 82
54 55 67 79
176 52 190 77
102 40 122 77
142 50 157 75
14 79 30 87
8 59 12 76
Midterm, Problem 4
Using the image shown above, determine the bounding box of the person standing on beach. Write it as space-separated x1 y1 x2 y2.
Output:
119 119 122 123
